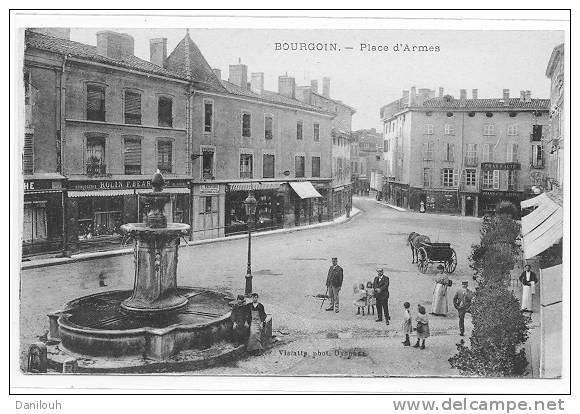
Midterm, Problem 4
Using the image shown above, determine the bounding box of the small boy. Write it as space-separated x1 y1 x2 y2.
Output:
402 302 412 346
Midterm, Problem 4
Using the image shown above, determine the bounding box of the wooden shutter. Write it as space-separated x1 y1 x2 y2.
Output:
23 133 34 174
204 101 213 132
124 91 141 124
440 168 444 186
263 154 274 178
87 86 104 111
124 138 141 166
157 141 172 172
493 170 500 189
453 169 459 187
158 97 173 127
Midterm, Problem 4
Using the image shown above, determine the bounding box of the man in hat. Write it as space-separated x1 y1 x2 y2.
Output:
453 281 474 336
373 267 390 324
325 257 343 313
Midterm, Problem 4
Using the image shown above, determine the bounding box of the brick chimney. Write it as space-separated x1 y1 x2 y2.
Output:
278 75 296 99
322 77 330 98
150 38 167 67
97 31 134 58
251 72 264 95
229 62 248 88
409 86 417 106
213 68 221 80
311 80 319 94
30 28 71 40
472 89 478 99
439 87 444 98
520 90 525 102
525 90 532 102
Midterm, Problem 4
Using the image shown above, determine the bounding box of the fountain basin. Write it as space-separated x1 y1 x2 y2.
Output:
53 288 234 360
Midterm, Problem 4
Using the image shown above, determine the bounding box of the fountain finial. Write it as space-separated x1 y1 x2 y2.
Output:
151 169 165 192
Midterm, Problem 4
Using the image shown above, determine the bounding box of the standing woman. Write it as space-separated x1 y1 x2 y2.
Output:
431 264 451 316
245 293 267 355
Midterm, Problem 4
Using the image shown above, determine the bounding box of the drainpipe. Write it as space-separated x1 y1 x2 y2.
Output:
187 85 195 239
60 54 70 257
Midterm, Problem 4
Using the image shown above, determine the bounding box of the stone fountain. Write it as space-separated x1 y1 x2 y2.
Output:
41 172 270 373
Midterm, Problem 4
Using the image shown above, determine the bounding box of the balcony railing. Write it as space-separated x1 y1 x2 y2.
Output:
86 161 107 176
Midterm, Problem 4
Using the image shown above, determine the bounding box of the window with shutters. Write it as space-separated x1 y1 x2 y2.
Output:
465 144 477 166
158 96 173 127
444 143 454 162
202 99 214 133
124 91 141 125
492 170 500 189
482 143 494 162
263 154 275 178
423 167 432 187
441 168 456 187
313 123 320 142
86 136 106 175
444 124 455 135
157 140 172 173
296 121 303 140
464 169 477 187
123 137 141 175
531 144 544 168
507 143 519 162
87 84 106 121
201 147 215 179
242 112 251 137
482 171 494 189
507 124 519 136
264 115 273 140
312 156 321 177
23 133 34 175
23 201 47 242
507 170 518 190
423 141 433 160
531 125 543 141
295 155 305 178
483 123 495 136
424 124 434 135
240 153 253 178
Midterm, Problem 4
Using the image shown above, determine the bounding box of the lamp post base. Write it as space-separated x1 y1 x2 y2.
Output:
244 273 253 297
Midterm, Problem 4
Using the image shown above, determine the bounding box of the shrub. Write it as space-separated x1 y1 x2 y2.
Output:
496 200 519 219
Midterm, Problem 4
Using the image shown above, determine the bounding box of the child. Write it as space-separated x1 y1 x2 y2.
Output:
353 283 367 315
402 302 412 346
365 281 376 316
414 304 430 349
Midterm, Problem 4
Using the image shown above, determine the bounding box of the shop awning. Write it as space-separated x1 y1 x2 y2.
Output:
68 189 135 198
135 188 190 194
541 264 563 307
228 182 283 192
289 181 322 199
521 193 563 259
521 193 549 209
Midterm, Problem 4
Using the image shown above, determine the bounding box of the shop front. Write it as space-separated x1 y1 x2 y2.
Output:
22 176 65 256
479 190 525 217
66 178 191 250
289 181 324 226
331 184 352 218
192 183 226 240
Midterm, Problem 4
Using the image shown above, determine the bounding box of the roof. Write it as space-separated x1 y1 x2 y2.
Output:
420 97 550 110
546 43 564 78
220 80 334 115
25 30 187 81
312 91 357 113
165 33 227 92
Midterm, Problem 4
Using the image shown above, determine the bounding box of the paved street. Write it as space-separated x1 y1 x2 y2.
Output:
20 196 482 374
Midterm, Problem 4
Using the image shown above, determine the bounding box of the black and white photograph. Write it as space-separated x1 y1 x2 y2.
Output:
9 9 570 399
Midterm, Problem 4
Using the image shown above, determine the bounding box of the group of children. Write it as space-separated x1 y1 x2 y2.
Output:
353 285 430 349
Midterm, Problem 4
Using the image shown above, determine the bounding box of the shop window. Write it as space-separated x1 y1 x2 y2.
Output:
464 169 477 187
263 154 275 178
23 201 47 242
23 133 34 175
123 137 141 175
483 123 495 136
124 91 142 125
87 84 106 122
295 156 305 178
296 121 303 140
200 196 217 214
202 148 215 179
312 156 321 178
264 115 273 140
313 122 320 142
86 136 106 176
240 153 253 178
77 197 123 239
242 112 251 137
204 100 213 133
157 140 173 174
465 144 477 166
158 96 173 127
423 167 432 187
440 168 457 187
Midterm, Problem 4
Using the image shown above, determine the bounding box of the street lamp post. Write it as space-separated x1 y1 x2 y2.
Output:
243 191 258 296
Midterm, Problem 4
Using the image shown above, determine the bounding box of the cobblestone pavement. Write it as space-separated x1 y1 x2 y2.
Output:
20 196 482 374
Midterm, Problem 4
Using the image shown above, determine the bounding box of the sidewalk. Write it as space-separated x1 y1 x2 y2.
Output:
373 199 407 212
20 208 362 270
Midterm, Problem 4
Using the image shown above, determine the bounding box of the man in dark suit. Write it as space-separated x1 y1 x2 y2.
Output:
325 257 343 313
373 267 390 324
519 264 538 312
453 281 474 336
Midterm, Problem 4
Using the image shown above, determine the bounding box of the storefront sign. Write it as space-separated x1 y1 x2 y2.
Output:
481 190 522 199
200 184 220 194
69 179 190 191
480 162 521 171
24 180 58 191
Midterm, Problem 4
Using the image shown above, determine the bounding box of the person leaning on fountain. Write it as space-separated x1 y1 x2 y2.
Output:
245 293 267 355
230 295 248 346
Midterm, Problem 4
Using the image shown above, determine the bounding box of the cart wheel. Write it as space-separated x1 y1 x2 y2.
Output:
445 249 457 273
417 247 429 274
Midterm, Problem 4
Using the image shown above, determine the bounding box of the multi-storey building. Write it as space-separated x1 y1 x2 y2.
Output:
380 87 550 216
545 43 565 189
351 128 385 194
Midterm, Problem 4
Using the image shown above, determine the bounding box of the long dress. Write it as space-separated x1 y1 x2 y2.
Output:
521 282 535 311
402 309 413 334
431 282 449 315
416 314 430 339
353 288 367 308
246 303 266 352
365 287 376 307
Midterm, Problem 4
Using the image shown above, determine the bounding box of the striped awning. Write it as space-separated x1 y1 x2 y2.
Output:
521 193 549 209
521 194 563 259
228 182 284 192
135 187 189 194
68 189 135 198
289 181 323 199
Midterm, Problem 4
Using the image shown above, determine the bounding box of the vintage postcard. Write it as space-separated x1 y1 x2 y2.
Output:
10 10 570 396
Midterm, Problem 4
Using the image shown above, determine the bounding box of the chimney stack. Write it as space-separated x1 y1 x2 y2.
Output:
409 86 417 106
322 77 330 98
439 87 444 98
251 72 264 95
311 80 319 94
213 68 221 80
520 90 525 102
150 38 167 67
472 89 478 99
229 62 248 88
97 31 134 58
503 88 510 101
460 89 467 100
525 90 532 102
278 75 296 99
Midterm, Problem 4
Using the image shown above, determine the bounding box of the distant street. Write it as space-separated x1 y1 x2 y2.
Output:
20 196 482 374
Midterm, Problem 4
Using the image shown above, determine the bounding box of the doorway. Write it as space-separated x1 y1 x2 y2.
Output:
465 197 475 216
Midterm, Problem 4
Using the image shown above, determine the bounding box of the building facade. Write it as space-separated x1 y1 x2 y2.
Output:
380 87 550 216
351 128 385 195
545 43 565 189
